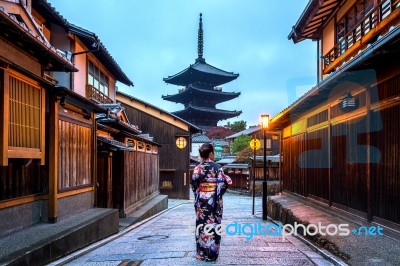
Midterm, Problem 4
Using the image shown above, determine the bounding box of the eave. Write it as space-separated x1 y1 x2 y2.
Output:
173 105 242 120
163 59 239 87
162 84 240 104
271 23 400 130
68 24 133 86
0 6 77 72
288 0 341 43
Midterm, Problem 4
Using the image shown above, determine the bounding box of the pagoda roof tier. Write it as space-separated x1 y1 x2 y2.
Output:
162 84 240 104
163 58 239 87
172 104 242 121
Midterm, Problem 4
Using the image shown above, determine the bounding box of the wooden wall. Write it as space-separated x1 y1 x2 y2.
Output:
113 150 159 216
58 119 92 190
0 159 46 200
120 102 191 199
281 73 400 226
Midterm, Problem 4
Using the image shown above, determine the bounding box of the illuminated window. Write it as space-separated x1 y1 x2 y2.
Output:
176 137 187 149
266 139 272 149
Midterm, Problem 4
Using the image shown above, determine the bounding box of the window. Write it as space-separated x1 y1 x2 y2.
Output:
88 61 109 96
1 73 45 165
336 0 377 46
266 139 272 150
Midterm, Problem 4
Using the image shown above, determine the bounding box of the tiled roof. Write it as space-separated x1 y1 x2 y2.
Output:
191 133 211 143
226 126 261 140
163 59 239 87
173 104 242 119
215 156 237 164
252 155 281 163
271 24 400 130
0 5 76 72
117 91 201 133
68 24 133 86
33 1 133 86
162 84 240 104
213 139 229 146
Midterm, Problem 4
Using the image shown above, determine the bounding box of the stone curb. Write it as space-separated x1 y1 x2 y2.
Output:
267 197 351 264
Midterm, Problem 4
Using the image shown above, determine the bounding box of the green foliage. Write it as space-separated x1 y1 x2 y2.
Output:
229 120 247 132
236 147 264 163
231 134 252 154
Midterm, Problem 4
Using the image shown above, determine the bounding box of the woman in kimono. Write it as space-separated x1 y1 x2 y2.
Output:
192 143 232 262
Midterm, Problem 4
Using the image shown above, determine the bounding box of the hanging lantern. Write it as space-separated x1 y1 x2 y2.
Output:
339 92 359 113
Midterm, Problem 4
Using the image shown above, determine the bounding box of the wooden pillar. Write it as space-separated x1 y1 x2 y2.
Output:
92 112 97 207
328 105 332 206
0 70 9 166
366 89 372 222
48 96 59 223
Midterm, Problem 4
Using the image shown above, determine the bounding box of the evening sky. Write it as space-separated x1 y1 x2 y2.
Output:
49 0 317 127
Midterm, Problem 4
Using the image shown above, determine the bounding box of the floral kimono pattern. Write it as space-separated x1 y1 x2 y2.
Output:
191 158 232 261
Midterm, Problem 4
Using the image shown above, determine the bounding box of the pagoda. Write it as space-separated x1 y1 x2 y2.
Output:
163 13 241 130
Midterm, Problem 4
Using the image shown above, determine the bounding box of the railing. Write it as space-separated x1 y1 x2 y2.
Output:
323 0 400 71
86 84 113 104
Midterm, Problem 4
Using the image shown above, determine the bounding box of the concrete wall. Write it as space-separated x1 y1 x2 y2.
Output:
0 200 48 238
57 191 94 221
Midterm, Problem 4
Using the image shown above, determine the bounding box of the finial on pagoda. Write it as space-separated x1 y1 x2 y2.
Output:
197 13 204 62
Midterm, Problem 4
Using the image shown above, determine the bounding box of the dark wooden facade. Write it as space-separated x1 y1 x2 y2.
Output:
117 92 200 199
0 0 161 238
112 149 159 216
274 0 400 231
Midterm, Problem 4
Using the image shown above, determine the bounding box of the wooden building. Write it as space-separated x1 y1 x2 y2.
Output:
0 0 162 240
117 91 200 199
162 14 241 130
271 0 400 231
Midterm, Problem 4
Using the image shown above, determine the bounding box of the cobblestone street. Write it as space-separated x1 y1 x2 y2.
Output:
51 193 338 265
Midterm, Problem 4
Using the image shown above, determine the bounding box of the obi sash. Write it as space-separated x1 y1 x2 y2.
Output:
199 182 217 192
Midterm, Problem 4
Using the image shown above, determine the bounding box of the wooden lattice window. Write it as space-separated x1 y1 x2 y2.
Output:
9 76 41 149
1 72 45 165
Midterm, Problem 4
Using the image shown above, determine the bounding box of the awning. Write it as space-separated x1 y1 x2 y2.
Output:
97 136 132 151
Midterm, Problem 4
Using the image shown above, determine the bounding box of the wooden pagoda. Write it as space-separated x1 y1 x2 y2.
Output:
163 14 241 130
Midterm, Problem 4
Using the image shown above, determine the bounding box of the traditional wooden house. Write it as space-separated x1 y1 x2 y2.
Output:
270 0 400 231
0 0 88 235
117 91 200 199
0 0 163 245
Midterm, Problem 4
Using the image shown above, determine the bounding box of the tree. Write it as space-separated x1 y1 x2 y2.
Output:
231 134 252 154
235 147 264 163
229 120 247 132
206 126 235 139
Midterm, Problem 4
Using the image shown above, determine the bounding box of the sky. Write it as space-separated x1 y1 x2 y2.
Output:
49 0 317 127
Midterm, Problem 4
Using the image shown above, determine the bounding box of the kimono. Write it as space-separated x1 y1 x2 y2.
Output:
191 158 232 261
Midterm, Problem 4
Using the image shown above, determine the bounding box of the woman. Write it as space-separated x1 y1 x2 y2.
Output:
191 143 232 262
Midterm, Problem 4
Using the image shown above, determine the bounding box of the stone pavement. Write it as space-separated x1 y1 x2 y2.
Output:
268 194 400 265
49 193 340 265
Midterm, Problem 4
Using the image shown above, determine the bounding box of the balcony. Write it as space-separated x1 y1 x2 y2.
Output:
323 0 400 74
86 84 113 104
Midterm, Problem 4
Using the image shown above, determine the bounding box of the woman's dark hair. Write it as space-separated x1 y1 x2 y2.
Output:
199 143 214 159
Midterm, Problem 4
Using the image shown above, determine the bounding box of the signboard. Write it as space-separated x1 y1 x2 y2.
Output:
250 139 261 150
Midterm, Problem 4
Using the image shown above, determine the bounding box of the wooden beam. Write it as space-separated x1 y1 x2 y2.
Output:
48 96 59 223
0 70 9 166
40 87 45 165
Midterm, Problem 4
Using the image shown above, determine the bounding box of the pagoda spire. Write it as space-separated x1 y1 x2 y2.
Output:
197 13 204 62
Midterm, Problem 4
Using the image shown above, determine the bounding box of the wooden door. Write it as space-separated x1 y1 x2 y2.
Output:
97 153 112 208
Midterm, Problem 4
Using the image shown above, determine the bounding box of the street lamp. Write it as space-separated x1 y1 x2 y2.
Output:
261 114 269 220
